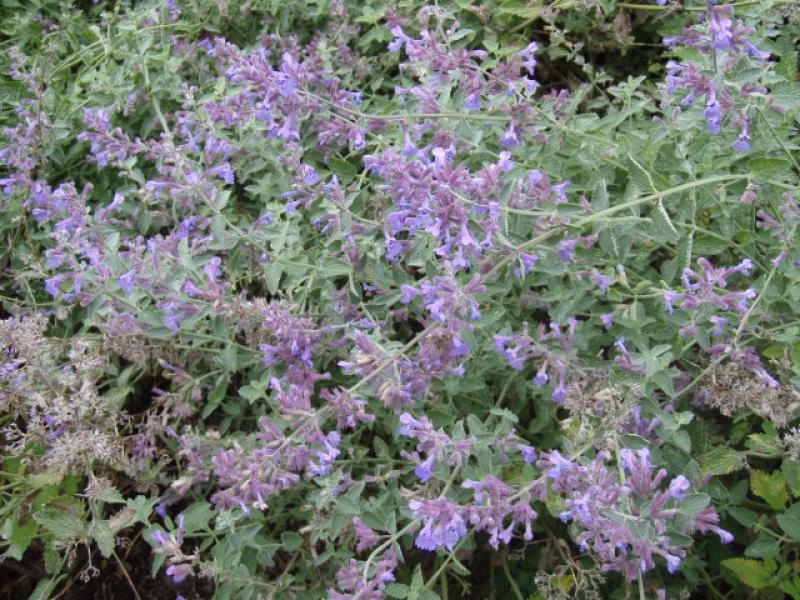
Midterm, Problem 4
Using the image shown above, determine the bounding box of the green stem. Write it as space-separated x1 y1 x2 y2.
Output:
484 174 749 281
501 560 525 600
618 0 787 11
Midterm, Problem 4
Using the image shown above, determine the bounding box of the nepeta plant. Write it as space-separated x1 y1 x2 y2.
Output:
1 0 799 599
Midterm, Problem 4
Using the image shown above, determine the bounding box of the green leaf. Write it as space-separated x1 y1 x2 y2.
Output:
126 495 158 525
92 520 116 558
649 200 679 243
593 179 608 210
34 509 86 539
751 469 789 510
667 532 694 548
618 434 649 450
496 1 544 19
320 258 353 278
281 531 303 551
626 154 657 193
181 502 215 533
678 493 710 517
407 565 425 600
777 503 800 540
239 383 264 403
4 520 37 561
748 433 783 456
745 533 781 559
728 506 757 527
722 558 776 589
385 583 410 599
203 379 228 418
782 460 800 497
749 157 791 178
265 263 282 294
328 158 359 183
28 576 67 600
96 487 126 504
700 447 746 476
44 545 62 575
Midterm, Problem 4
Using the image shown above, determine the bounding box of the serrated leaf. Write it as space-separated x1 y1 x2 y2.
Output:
385 583 410 599
320 258 353 277
497 2 544 18
667 532 694 547
265 263 282 294
626 154 657 193
700 447 746 476
748 434 783 456
126 495 157 525
777 503 800 540
96 487 126 504
92 520 115 558
618 434 649 450
593 179 608 210
745 533 781 559
27 472 64 488
44 545 62 575
181 502 215 533
728 506 757 527
722 558 775 589
749 157 790 178
281 531 303 551
751 469 789 510
649 200 679 243
408 565 424 600
679 493 710 517
782 460 800 497
328 158 358 183
4 521 37 561
28 576 66 600
203 379 228 418
34 509 86 539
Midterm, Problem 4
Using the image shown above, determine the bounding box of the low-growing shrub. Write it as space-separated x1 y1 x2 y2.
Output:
1 1 799 598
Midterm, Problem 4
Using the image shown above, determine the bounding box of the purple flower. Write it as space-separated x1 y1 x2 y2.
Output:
558 238 579 262
733 119 751 151
500 123 520 148
409 498 467 551
669 475 691 500
45 274 66 298
303 164 320 185
399 412 474 482
353 517 380 552
514 253 538 278
166 563 192 584
704 96 723 134
119 270 136 293
551 384 566 403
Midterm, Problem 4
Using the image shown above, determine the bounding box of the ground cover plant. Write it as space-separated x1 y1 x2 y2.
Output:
1 0 800 598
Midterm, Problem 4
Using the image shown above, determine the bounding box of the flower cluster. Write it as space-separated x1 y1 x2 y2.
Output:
494 319 581 402
0 1 792 598
539 449 731 580
662 1 771 151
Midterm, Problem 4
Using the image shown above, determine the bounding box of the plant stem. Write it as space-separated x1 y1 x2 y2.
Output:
502 560 525 600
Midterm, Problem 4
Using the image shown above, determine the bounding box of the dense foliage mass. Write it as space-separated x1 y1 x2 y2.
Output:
1 0 800 598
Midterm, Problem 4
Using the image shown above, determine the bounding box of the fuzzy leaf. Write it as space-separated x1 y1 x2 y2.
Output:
34 509 86 539
649 200 679 243
777 503 800 540
700 447 746 476
92 520 116 558
751 469 789 511
745 533 781 559
722 558 775 589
